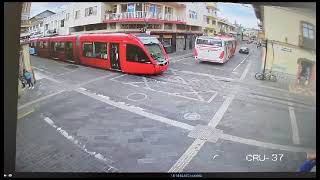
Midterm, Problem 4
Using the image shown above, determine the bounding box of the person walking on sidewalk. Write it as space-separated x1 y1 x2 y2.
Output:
23 69 34 89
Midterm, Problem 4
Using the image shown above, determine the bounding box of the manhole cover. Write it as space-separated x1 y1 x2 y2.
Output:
183 112 201 121
127 93 147 101
65 64 79 69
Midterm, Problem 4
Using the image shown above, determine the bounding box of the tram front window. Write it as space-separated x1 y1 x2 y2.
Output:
144 43 166 64
137 35 167 64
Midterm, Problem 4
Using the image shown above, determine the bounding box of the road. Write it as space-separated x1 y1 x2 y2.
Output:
16 43 316 172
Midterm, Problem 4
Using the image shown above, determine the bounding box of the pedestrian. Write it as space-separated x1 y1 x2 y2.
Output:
19 74 26 88
23 69 34 89
299 152 316 172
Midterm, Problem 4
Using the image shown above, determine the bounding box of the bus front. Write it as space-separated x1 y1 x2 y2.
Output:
136 35 169 74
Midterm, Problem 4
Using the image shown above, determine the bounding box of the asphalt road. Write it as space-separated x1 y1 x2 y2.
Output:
16 43 316 172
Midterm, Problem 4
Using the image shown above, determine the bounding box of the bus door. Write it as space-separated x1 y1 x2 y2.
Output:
51 42 58 59
65 42 74 62
110 43 121 70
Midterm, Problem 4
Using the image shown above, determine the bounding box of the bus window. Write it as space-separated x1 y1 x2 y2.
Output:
126 44 150 63
94 42 108 59
83 42 95 58
196 38 222 47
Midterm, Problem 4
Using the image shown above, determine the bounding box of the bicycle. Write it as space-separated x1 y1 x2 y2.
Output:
255 71 277 82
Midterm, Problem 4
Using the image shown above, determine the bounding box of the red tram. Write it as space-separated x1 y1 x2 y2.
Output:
29 33 169 75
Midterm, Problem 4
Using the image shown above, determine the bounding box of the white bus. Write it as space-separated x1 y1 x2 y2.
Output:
194 35 237 63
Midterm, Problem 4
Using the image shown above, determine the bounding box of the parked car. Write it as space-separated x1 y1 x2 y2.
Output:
239 47 249 54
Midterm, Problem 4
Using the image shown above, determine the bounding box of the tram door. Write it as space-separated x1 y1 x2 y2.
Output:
65 42 74 61
110 43 121 70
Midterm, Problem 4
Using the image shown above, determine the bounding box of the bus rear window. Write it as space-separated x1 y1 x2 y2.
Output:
196 39 222 47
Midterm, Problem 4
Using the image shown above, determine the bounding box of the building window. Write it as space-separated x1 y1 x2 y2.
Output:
75 10 80 19
66 13 70 21
207 17 210 24
112 5 117 13
85 6 97 17
126 44 150 63
177 24 186 30
164 23 173 30
302 22 315 39
121 4 127 13
165 6 173 15
212 20 216 25
45 24 48 30
110 23 116 29
60 20 64 27
189 10 197 19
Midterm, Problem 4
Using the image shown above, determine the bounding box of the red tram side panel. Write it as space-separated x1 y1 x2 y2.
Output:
29 33 169 75
49 35 77 63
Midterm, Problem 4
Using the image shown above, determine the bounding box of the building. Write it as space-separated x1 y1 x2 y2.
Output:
64 2 205 53
19 2 35 98
42 8 69 36
253 4 316 92
243 28 259 39
216 17 236 35
29 10 55 38
203 2 219 36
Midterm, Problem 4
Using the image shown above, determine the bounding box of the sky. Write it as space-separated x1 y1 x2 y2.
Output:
30 2 259 29
217 3 259 29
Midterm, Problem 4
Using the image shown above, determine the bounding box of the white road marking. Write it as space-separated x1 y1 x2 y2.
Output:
75 88 195 131
232 53 250 72
142 77 152 89
220 134 312 153
170 68 235 82
126 93 147 102
168 61 252 172
75 74 113 87
18 90 65 111
212 154 219 160
34 70 61 83
288 102 300 145
208 93 236 127
43 116 116 166
239 62 252 81
168 139 206 172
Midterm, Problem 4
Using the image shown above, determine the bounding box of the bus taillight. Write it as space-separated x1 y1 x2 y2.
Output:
194 49 198 56
219 51 224 59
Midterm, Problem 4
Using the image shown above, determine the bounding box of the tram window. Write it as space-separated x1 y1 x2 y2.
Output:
126 44 150 63
43 41 49 49
39 41 44 48
94 42 108 59
54 42 65 51
83 42 95 58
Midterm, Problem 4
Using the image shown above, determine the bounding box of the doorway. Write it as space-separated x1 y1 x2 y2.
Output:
298 60 313 86
110 43 121 70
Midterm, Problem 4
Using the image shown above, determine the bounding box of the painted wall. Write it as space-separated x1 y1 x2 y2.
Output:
263 6 316 77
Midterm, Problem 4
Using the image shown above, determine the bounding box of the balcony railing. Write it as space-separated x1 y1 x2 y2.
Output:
105 11 185 22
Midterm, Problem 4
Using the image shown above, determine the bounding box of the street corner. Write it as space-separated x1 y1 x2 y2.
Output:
183 139 307 172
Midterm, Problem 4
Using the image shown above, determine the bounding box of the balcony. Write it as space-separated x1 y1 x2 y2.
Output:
104 11 186 24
